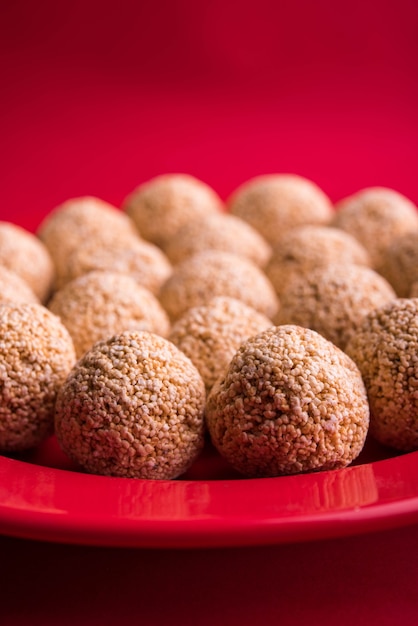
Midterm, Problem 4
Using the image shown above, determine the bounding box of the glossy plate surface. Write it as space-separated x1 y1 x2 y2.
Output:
1 437 418 548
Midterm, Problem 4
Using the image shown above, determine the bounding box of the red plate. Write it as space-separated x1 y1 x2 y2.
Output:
1 21 418 547
1 437 418 548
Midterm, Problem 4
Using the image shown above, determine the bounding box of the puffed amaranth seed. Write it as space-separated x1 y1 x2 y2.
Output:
265 225 371 297
0 222 54 302
56 235 172 294
164 212 272 268
274 264 396 350
332 187 418 268
0 303 76 451
55 331 206 479
159 250 279 321
345 298 418 451
49 271 170 358
124 174 223 249
377 231 418 297
0 266 39 305
206 325 370 477
169 297 272 392
37 196 139 288
228 174 333 247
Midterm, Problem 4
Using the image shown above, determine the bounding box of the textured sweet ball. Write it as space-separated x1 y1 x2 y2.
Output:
227 174 333 247
0 222 54 302
56 235 172 294
0 266 39 305
274 264 396 350
0 303 76 451
49 271 171 358
332 187 418 268
265 225 371 297
123 173 223 249
55 331 206 479
164 212 272 268
206 325 370 477
169 297 272 392
37 196 138 286
159 250 279 321
377 231 418 297
345 299 418 451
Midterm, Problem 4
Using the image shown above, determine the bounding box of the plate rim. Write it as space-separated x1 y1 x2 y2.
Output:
1 449 418 548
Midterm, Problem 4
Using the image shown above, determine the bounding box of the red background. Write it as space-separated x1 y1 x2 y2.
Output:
1 0 418 232
1 1 418 624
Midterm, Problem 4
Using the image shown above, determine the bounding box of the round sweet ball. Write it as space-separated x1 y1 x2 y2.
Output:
159 250 279 321
164 212 272 268
56 236 172 294
123 174 223 249
0 222 54 302
37 196 138 281
345 298 418 451
169 297 272 392
227 174 333 247
377 231 418 297
265 225 371 297
55 331 206 479
206 325 370 477
0 266 39 304
49 271 171 358
0 303 76 451
332 187 418 268
275 264 396 350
